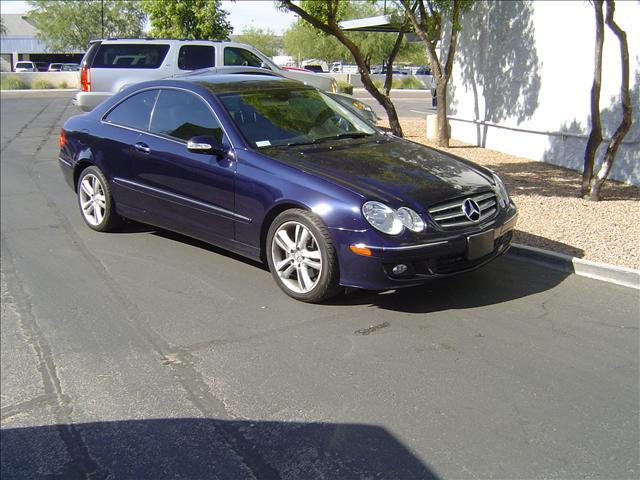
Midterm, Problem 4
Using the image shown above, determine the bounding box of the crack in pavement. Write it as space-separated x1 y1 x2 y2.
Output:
1 239 109 480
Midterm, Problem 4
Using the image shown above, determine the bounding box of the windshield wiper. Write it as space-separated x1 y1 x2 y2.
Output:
283 139 321 148
281 132 373 148
315 132 373 142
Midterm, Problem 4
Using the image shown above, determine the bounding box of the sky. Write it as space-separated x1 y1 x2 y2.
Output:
0 0 298 34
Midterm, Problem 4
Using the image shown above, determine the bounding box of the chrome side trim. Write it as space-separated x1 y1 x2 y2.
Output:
113 177 251 223
58 157 72 167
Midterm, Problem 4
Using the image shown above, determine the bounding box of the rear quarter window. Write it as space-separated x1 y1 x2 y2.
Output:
104 90 159 130
92 44 170 69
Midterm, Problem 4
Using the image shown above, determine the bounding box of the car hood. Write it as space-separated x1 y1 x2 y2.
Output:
263 136 494 210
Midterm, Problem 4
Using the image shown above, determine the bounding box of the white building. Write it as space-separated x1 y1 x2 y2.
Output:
447 0 639 185
0 14 83 71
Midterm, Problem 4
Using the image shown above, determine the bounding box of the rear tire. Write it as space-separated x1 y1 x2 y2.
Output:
77 166 122 232
266 209 341 303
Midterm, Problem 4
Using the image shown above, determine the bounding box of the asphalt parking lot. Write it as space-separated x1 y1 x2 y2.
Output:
1 92 638 479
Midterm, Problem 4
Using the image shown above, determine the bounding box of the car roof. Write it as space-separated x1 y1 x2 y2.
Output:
180 74 312 94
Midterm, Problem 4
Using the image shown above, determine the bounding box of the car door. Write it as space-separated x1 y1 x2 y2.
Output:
126 88 236 244
100 88 160 216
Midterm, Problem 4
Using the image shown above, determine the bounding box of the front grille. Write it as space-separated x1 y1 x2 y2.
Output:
428 191 498 229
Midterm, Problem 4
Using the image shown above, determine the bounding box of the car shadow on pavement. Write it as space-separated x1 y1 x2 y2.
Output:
328 254 570 314
0 418 439 480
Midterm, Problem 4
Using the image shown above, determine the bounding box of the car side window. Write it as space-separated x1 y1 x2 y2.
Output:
103 90 159 131
149 89 224 143
178 45 215 71
223 47 263 67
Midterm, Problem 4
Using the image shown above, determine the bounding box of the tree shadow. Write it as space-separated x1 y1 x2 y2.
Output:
479 158 639 200
542 68 640 186
0 418 439 480
456 0 541 147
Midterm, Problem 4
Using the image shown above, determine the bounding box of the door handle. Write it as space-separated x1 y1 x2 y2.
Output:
134 142 150 153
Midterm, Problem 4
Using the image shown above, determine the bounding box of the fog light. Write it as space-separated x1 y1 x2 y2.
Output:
392 264 408 275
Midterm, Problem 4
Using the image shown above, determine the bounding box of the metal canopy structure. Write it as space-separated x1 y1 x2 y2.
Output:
339 15 402 33
339 15 420 41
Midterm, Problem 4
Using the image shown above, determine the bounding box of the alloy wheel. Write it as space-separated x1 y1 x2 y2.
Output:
271 221 323 294
79 173 106 227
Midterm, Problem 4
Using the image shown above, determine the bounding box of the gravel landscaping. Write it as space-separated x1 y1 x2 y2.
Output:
396 117 640 269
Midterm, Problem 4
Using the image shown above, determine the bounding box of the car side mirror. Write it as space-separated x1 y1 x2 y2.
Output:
187 135 229 157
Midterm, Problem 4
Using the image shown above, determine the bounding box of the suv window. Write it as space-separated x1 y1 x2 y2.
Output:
223 47 263 68
178 45 215 70
92 44 170 69
16 62 33 68
149 89 223 143
104 90 159 130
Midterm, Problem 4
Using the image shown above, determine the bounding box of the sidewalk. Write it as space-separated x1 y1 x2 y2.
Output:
399 117 640 269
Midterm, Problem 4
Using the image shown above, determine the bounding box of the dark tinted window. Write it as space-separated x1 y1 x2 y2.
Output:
223 47 263 67
149 90 223 143
104 90 158 130
178 45 215 70
92 44 170 69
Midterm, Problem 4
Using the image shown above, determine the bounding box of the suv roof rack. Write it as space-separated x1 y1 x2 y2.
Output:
89 37 225 43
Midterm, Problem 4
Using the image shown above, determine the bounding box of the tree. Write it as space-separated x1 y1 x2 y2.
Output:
279 0 406 136
583 0 632 200
0 17 6 37
234 27 282 58
582 0 604 197
400 0 473 147
27 1 145 52
141 0 232 41
283 21 350 66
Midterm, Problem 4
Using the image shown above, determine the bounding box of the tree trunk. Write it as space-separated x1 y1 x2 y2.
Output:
383 28 405 98
435 81 449 147
582 0 604 198
402 0 461 148
588 0 632 201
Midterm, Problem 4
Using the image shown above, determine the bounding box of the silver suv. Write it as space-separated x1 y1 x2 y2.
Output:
75 38 338 112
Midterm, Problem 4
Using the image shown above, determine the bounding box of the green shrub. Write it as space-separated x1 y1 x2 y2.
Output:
32 79 55 89
0 75 28 90
336 80 353 95
372 79 383 90
59 80 69 89
399 76 424 89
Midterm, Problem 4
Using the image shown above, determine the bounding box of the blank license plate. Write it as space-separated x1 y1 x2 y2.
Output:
466 230 495 260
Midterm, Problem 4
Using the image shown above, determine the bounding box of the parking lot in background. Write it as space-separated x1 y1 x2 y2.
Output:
1 92 638 479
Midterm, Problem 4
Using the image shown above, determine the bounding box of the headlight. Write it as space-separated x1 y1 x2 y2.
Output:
493 173 509 208
351 99 373 112
362 201 404 235
397 207 425 232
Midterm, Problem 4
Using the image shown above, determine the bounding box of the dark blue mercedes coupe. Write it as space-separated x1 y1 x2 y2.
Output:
58 74 517 302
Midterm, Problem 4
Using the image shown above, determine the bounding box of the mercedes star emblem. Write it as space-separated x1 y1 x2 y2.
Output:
462 198 481 221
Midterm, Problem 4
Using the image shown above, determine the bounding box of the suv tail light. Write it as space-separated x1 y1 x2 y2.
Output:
80 66 91 92
59 129 66 148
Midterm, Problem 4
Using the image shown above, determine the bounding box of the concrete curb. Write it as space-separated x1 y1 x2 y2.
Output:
507 243 640 290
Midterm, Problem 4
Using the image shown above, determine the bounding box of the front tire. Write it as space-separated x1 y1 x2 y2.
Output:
266 209 341 303
77 166 121 232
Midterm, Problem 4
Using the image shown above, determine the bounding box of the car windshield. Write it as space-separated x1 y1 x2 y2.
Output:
218 87 377 148
16 62 32 67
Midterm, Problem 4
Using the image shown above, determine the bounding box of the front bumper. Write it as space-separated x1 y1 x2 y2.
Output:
333 209 518 290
